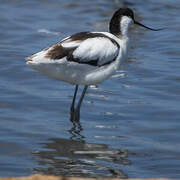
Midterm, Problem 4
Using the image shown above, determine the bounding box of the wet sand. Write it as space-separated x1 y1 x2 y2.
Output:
0 174 169 180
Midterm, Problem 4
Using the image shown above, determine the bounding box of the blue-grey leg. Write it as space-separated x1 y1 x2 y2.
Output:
74 85 88 121
70 85 78 114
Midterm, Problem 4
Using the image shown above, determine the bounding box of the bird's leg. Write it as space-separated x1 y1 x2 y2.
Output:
74 85 88 121
70 85 78 114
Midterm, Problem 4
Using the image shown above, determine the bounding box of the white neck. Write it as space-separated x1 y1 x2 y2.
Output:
120 16 133 38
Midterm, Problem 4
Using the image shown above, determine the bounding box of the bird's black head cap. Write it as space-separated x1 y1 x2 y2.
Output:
109 8 135 36
115 8 134 20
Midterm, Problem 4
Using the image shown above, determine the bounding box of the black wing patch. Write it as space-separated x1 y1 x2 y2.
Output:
45 44 76 60
67 54 117 67
68 32 119 47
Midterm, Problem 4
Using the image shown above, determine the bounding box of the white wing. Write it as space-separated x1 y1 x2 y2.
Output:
70 37 119 66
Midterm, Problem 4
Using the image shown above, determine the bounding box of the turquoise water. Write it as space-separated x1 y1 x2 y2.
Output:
0 0 180 178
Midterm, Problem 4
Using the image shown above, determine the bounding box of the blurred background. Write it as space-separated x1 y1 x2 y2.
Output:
0 0 180 178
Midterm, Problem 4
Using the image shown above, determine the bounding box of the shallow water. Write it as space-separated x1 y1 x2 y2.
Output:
0 0 180 178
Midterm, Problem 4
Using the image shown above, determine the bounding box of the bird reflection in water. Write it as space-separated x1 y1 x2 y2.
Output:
69 115 85 141
33 137 130 178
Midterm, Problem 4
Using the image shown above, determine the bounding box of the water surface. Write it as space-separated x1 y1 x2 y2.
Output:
0 0 180 178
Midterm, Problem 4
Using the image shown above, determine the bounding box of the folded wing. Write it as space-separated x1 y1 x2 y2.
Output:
45 32 120 67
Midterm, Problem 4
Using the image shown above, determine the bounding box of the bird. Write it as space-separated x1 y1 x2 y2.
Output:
26 8 162 121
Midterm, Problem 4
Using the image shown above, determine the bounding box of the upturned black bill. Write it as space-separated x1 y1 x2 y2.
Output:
134 21 163 31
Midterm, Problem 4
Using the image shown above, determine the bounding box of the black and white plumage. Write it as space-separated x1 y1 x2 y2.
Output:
49 32 120 66
26 8 161 120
